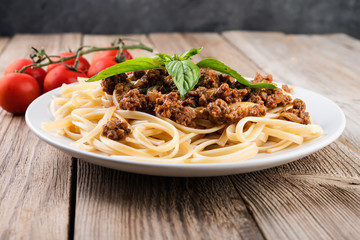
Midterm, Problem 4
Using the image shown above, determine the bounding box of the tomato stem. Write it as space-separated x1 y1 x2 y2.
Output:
19 39 153 73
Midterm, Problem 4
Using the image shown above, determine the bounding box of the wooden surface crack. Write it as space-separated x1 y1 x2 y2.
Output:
228 176 267 240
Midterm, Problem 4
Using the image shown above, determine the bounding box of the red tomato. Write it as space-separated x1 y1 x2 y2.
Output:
91 49 132 64
4 58 46 92
43 65 87 93
87 57 118 77
0 73 41 114
47 52 90 73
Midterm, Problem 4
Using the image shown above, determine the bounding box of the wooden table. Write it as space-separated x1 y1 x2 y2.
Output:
0 31 359 240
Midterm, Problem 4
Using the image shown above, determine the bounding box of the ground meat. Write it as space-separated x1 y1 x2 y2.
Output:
280 99 311 124
196 69 247 89
131 69 176 94
114 83 131 100
227 102 266 123
208 83 248 104
185 87 210 107
218 73 245 89
115 89 160 114
128 70 156 93
247 88 292 108
247 94 264 105
101 73 128 95
206 99 230 124
265 88 292 108
252 72 273 84
146 89 162 102
293 98 306 111
102 119 131 140
282 84 292 93
126 70 145 81
194 107 208 120
185 83 247 107
155 92 197 127
206 100 265 125
102 69 308 127
196 69 220 88
119 89 151 112
249 73 293 107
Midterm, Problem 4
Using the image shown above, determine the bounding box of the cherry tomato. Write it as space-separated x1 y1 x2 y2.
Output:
43 65 87 93
87 57 118 77
0 73 41 114
4 58 46 92
47 52 90 73
91 49 132 64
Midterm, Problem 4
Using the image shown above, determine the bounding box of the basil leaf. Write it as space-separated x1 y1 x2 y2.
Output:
173 54 181 61
87 57 163 82
156 53 173 62
197 58 277 89
166 60 200 98
151 56 167 66
179 47 203 60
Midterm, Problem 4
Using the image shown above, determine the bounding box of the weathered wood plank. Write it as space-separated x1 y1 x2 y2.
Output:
0 37 9 56
75 161 264 240
0 33 82 240
293 33 360 75
221 31 360 239
232 168 360 240
0 36 12 150
73 33 264 240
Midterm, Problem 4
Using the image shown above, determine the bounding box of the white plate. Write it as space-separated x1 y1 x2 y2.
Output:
25 86 346 177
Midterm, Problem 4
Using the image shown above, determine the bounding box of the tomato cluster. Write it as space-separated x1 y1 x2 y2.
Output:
0 49 132 114
88 49 132 77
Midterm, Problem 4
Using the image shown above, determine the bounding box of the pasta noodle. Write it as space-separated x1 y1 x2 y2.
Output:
42 78 323 164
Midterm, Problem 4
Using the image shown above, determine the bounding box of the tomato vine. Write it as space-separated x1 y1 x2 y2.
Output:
19 38 153 73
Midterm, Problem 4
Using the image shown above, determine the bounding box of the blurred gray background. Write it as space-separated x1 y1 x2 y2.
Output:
1 0 359 38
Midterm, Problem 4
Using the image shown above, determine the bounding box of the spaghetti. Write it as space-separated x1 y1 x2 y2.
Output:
42 77 323 164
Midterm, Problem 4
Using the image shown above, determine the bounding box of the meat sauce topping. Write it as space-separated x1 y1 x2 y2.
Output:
102 119 131 140
101 69 310 139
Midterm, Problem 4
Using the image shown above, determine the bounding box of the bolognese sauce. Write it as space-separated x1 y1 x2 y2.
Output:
101 68 310 139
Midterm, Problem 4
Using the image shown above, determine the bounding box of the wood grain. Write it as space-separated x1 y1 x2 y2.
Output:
293 33 360 75
73 33 264 240
1 32 360 240
0 37 10 58
221 31 360 239
75 161 264 240
0 33 82 240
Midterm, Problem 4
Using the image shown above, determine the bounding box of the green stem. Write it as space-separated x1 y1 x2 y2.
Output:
19 42 153 73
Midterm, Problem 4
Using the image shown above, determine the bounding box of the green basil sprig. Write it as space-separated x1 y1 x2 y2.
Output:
159 48 202 97
166 60 200 98
87 57 164 82
87 47 276 98
196 58 276 89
